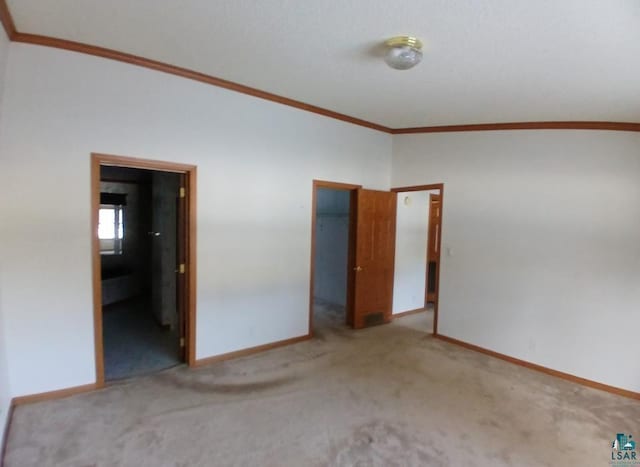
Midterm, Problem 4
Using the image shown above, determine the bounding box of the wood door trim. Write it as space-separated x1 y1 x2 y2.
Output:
391 184 444 335
97 154 197 173
313 180 364 191
11 383 98 405
92 153 197 387
186 168 197 366
309 180 361 335
0 0 15 39
391 184 444 193
435 334 640 400
391 307 427 319
426 193 441 305
90 158 104 385
387 192 398 324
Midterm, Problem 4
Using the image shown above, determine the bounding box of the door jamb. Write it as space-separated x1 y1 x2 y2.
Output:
91 153 197 387
426 193 441 305
390 183 444 335
309 180 362 336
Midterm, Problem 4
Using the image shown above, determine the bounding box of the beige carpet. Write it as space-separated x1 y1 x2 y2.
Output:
4 305 638 466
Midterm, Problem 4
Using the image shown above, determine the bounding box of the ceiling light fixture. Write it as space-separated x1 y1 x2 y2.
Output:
384 36 423 70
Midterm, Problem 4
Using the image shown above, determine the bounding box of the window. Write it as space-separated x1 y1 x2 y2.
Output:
99 204 124 255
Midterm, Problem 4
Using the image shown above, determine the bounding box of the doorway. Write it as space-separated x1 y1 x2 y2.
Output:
426 194 441 304
92 154 196 385
391 184 444 335
309 180 398 334
309 181 359 334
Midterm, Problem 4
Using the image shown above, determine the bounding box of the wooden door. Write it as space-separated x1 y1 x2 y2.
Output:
426 194 441 303
176 174 187 360
352 189 397 328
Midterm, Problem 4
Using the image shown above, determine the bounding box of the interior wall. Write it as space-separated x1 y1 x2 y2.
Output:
392 190 436 314
0 43 392 397
0 25 11 443
392 130 640 392
314 189 350 307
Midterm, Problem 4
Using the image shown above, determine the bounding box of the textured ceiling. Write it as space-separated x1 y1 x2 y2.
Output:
7 0 640 128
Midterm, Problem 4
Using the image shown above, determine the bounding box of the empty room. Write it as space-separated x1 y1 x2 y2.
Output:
0 1 639 466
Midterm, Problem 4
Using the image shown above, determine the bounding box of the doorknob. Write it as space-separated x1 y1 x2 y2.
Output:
354 266 363 272
148 231 161 237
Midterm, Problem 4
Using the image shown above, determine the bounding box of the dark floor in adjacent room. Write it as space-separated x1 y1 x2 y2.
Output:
102 298 181 380
312 299 349 333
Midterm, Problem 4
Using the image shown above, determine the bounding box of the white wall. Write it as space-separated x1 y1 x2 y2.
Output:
0 26 12 442
392 190 436 314
392 131 640 392
0 44 392 397
314 189 350 306
1 40 636 406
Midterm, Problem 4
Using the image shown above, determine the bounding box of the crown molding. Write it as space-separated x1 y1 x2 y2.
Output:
11 32 392 133
0 0 391 134
1 1 639 135
0 0 16 39
392 121 640 134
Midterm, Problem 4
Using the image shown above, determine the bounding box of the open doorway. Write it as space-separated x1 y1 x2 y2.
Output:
309 180 399 334
309 181 359 334
391 184 444 335
426 193 441 305
92 154 196 385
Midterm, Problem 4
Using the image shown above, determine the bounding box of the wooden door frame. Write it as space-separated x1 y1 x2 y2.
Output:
426 193 441 305
391 183 444 335
91 153 197 387
308 180 361 336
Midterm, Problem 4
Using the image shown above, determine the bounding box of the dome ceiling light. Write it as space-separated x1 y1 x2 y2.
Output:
384 36 423 70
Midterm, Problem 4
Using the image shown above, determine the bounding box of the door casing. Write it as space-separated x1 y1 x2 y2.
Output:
91 153 197 386
426 193 441 304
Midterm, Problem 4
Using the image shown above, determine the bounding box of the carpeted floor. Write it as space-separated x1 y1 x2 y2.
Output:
4 306 638 466
102 298 181 380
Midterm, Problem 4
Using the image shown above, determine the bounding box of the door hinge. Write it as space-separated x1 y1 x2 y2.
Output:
178 263 185 274
179 187 186 198
180 337 185 348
